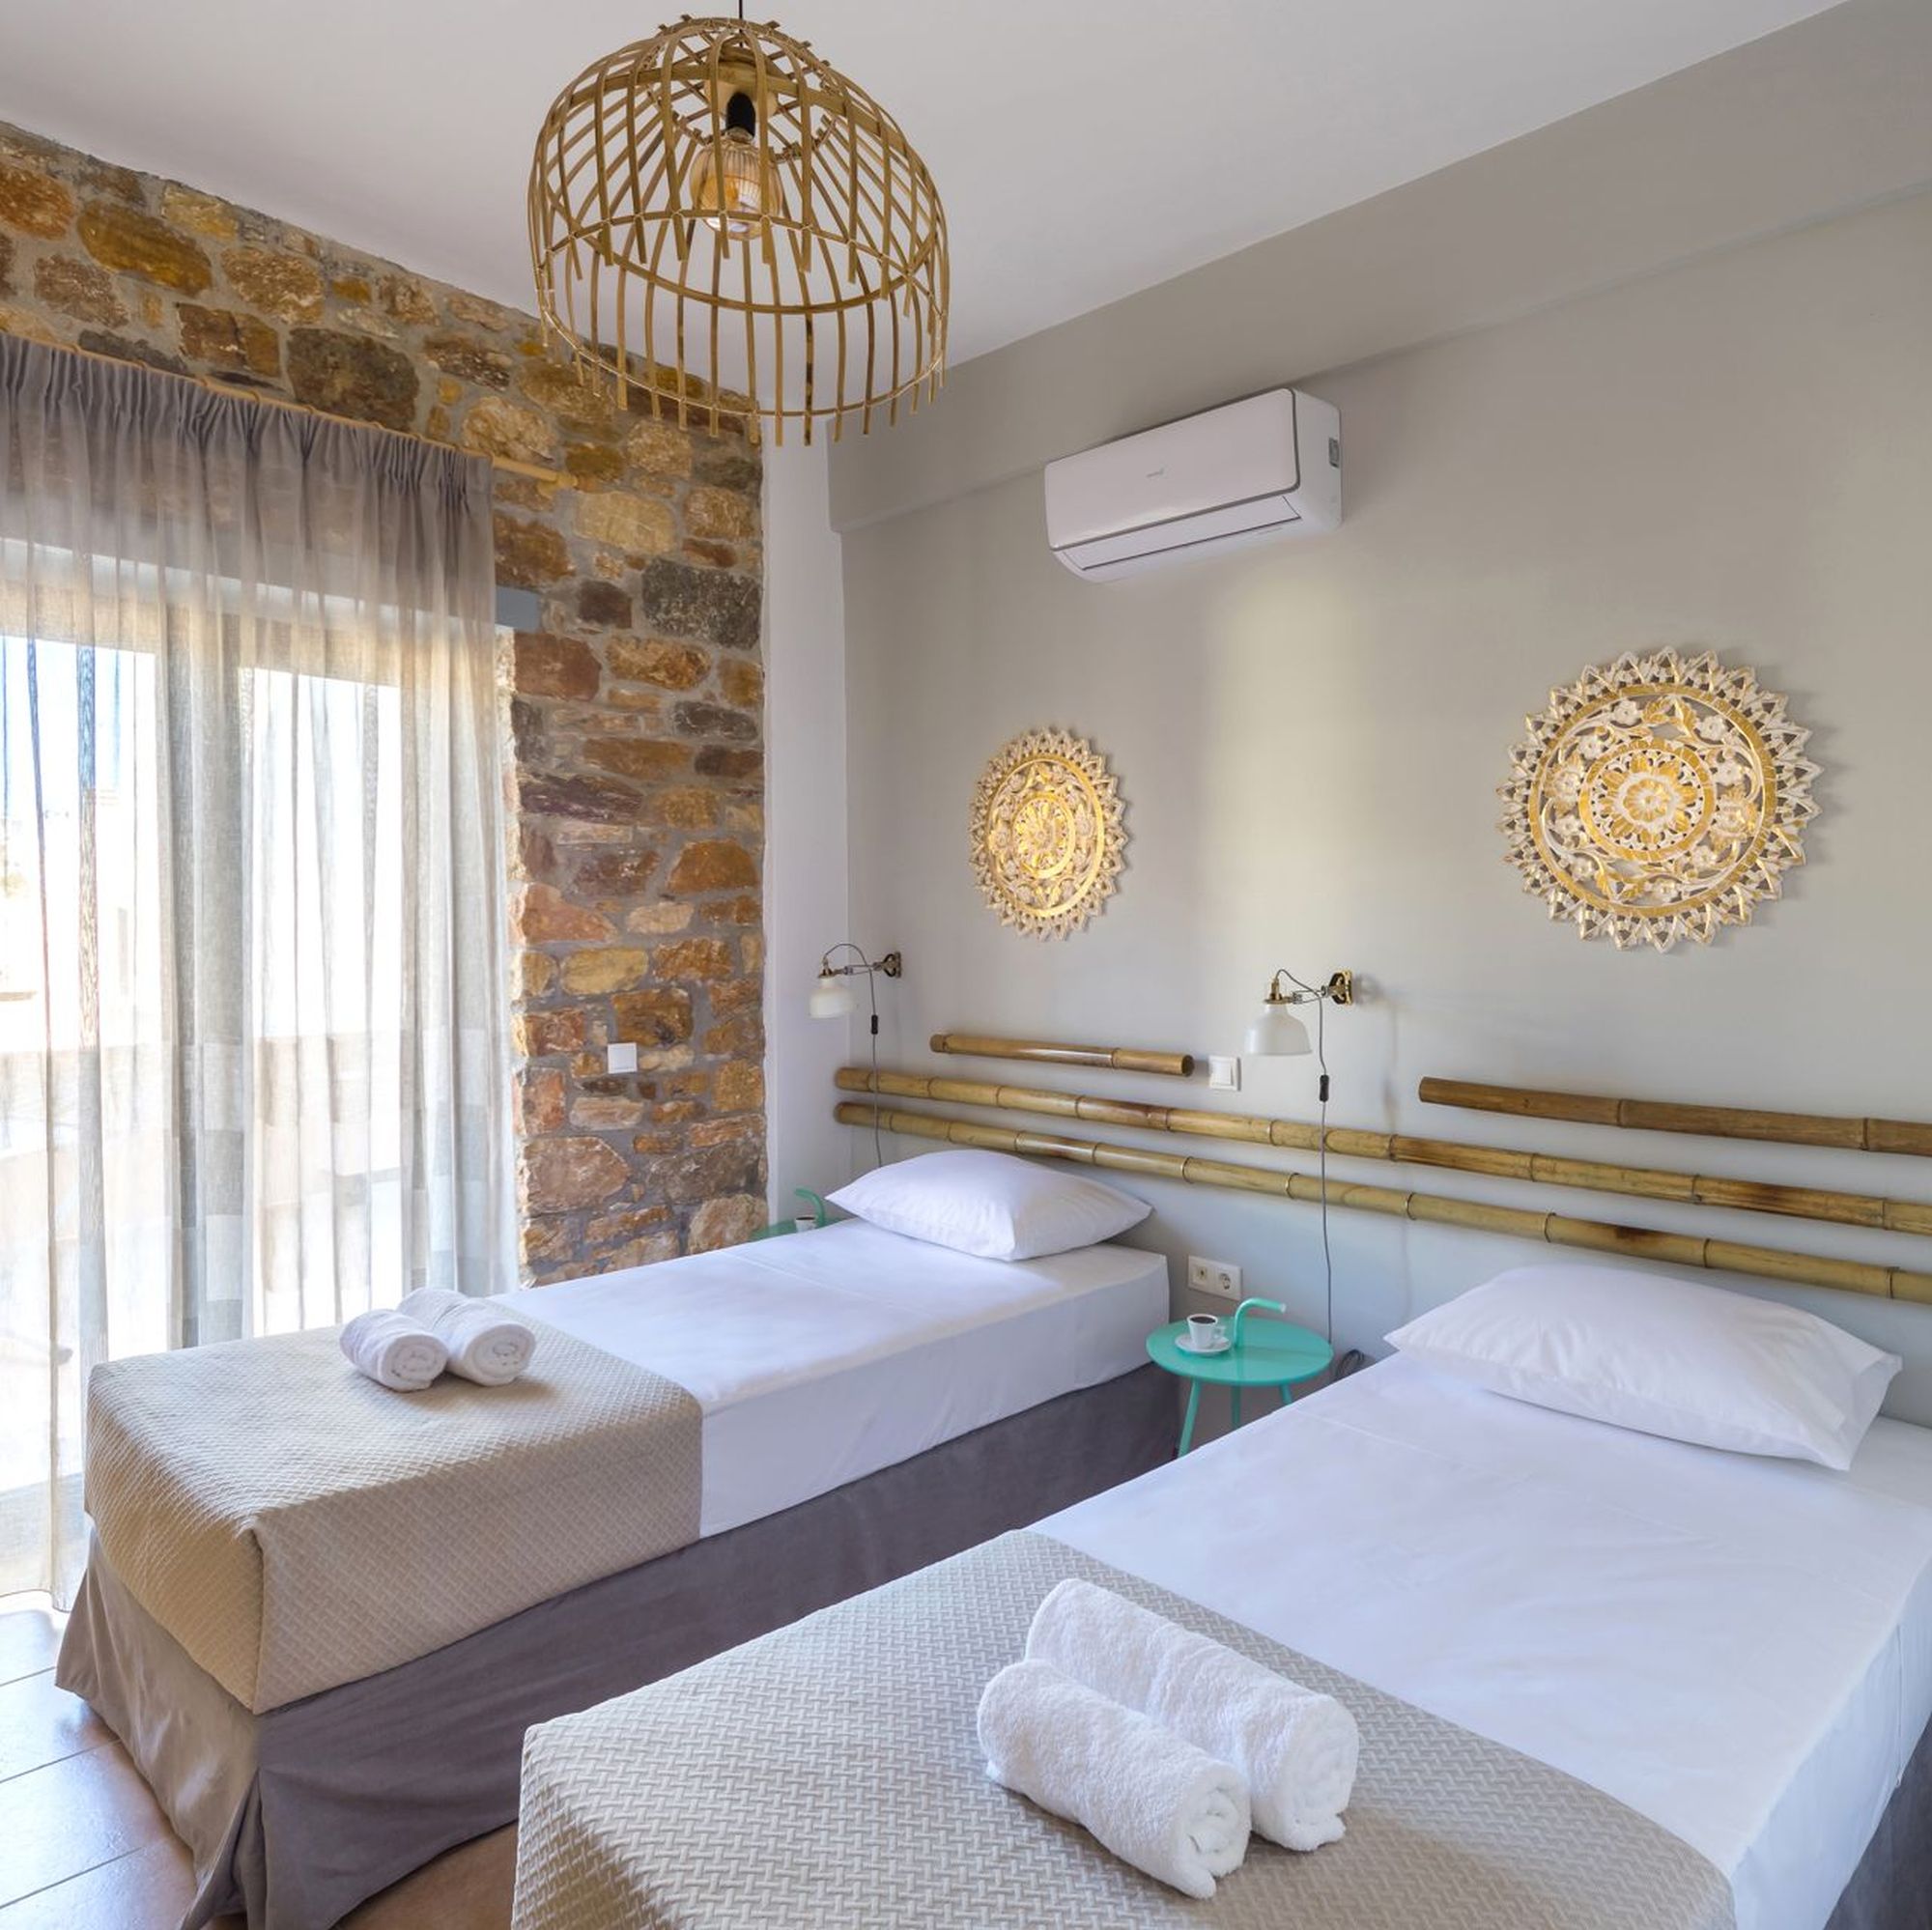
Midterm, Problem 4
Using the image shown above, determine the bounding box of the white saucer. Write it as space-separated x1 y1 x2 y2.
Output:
1175 1333 1231 1356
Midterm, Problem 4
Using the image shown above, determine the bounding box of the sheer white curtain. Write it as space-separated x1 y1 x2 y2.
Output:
0 337 514 1601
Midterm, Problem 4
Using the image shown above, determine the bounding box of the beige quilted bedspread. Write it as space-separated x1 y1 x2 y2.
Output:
85 1319 700 1713
514 1531 1734 1930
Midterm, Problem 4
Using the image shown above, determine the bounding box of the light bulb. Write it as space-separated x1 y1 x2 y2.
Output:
692 128 768 236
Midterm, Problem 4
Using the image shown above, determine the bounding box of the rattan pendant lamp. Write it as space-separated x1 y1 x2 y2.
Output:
529 6 949 443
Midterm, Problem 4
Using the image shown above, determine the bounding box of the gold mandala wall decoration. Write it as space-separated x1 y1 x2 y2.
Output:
970 729 1127 940
1499 651 1818 951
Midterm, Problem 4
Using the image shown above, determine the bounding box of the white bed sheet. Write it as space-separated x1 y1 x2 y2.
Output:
510 1222 1169 1537
1039 1353 1932 1930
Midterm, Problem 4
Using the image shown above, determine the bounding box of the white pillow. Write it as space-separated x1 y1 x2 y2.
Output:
828 1149 1151 1261
1385 1264 1900 1470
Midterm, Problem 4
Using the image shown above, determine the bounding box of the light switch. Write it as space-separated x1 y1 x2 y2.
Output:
1208 1055 1240 1092
607 1041 639 1074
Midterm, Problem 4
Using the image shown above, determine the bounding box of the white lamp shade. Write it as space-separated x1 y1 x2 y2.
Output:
1242 1001 1312 1057
809 974 856 1020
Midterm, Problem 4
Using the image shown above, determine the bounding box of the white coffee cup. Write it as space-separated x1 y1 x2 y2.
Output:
1186 1313 1224 1349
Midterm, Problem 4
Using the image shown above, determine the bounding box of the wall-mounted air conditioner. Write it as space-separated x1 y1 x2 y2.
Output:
1043 387 1340 582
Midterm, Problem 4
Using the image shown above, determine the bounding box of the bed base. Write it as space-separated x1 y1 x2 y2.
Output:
1829 1707 1932 1930
58 1363 1175 1930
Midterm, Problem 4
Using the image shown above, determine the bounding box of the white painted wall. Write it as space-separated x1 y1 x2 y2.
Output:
831 0 1932 533
832 185 1932 1421
760 441 857 1216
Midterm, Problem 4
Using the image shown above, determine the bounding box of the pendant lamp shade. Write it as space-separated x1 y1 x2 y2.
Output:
529 15 949 443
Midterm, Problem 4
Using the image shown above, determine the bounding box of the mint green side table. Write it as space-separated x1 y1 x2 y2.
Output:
1146 1298 1334 1454
750 1189 831 1241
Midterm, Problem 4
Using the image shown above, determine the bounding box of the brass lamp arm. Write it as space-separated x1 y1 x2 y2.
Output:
817 945 902 980
1262 968 1353 1008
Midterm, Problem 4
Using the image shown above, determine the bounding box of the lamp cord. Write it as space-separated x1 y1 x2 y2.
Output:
866 970 883 1169
1278 968 1337 1348
822 942 886 1173
1315 994 1334 1348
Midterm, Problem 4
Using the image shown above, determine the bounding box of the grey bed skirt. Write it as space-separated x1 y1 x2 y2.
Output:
58 1362 1176 1930
1828 1704 1932 1930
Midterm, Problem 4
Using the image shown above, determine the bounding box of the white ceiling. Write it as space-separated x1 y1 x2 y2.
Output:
2 0 1840 364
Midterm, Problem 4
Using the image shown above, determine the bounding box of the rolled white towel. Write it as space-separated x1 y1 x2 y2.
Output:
340 1309 448 1392
1027 1577 1359 1853
977 1659 1250 1899
398 1288 537 1387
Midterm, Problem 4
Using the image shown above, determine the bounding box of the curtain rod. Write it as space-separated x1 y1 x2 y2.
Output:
30 332 573 489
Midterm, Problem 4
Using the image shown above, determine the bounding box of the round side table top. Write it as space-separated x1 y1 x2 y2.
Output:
1146 1317 1333 1389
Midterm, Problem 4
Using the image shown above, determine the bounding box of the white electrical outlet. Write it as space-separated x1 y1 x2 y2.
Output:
1208 1055 1240 1092
606 1041 639 1074
1187 1256 1243 1300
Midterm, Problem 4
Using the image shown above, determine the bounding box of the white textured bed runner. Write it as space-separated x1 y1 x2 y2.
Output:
85 1319 699 1713
513 1530 1734 1930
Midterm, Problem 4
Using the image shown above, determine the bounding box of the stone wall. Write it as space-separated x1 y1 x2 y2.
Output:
0 121 767 1279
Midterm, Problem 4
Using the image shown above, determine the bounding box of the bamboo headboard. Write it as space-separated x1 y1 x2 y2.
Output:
928 1033 1194 1078
1419 1077 1932 1159
833 1056 1932 1307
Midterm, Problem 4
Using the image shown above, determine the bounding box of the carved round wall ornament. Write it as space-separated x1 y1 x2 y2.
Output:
969 728 1126 939
1499 651 1818 951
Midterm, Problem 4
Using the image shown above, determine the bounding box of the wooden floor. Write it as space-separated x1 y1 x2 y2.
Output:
0 1595 515 1928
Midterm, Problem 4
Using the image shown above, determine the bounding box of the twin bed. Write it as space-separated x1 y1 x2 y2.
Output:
56 1216 1173 1928
513 1350 1932 1930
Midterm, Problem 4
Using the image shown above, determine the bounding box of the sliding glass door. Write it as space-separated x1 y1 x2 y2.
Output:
0 333 512 1600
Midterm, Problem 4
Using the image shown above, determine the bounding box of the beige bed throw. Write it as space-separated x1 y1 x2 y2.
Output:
515 1530 1735 1930
85 1318 700 1712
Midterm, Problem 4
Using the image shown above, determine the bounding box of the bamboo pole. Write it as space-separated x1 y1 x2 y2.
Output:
838 1068 1932 1237
927 1034 1194 1078
834 1101 1932 1308
1419 1078 1932 1160
53 333 573 488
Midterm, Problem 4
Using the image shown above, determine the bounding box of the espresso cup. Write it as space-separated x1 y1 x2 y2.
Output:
1186 1313 1224 1349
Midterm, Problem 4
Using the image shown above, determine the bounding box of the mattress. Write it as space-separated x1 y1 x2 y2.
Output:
1039 1353 1932 1930
512 1221 1171 1535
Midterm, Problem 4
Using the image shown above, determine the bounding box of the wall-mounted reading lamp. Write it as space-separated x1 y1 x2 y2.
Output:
1239 964 1355 1350
808 945 902 1023
810 944 903 1164
1242 969 1353 1064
